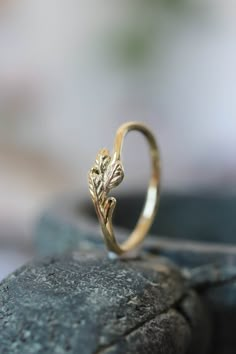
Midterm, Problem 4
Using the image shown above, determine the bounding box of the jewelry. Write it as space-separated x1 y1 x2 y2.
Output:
88 121 161 255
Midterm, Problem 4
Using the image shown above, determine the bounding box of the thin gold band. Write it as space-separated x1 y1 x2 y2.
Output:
88 121 161 255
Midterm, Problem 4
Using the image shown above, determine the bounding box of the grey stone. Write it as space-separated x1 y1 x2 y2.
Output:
0 254 210 354
33 194 236 353
34 194 236 256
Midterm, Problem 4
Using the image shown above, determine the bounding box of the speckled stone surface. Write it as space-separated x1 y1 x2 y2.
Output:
32 194 236 353
0 254 210 354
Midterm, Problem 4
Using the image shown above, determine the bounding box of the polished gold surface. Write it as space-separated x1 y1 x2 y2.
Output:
88 121 161 255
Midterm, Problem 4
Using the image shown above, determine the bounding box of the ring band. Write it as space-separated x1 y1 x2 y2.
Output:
88 121 161 255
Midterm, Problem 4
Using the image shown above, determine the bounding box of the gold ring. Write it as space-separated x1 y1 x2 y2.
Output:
88 121 161 255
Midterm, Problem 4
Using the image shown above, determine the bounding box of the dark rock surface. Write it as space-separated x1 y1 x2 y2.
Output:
35 194 236 256
33 194 236 353
0 254 210 354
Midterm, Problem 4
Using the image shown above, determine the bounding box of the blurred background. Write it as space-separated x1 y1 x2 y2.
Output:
0 0 235 279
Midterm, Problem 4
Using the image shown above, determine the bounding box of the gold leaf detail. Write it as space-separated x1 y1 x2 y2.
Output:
88 174 104 203
104 160 124 191
88 149 124 227
95 149 111 173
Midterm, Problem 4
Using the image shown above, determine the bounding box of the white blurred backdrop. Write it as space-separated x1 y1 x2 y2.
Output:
0 0 235 277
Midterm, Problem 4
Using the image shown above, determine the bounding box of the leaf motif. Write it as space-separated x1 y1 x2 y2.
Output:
88 173 104 202
95 149 111 173
104 160 124 191
103 197 116 223
88 148 124 230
